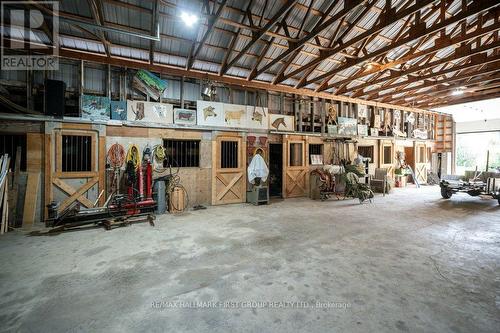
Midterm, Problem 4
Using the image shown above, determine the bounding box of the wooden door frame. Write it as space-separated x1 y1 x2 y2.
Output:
414 142 428 183
44 123 106 218
283 135 309 198
211 133 246 205
379 140 395 178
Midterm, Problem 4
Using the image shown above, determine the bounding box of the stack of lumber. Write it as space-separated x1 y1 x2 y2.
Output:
0 154 11 234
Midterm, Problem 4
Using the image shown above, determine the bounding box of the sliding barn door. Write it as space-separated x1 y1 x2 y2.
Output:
414 143 428 184
380 141 395 178
44 123 106 218
283 135 308 198
212 134 246 205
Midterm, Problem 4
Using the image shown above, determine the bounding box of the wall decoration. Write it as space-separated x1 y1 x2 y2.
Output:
224 103 247 127
110 101 127 121
174 108 197 125
269 114 294 131
370 128 378 136
337 117 357 136
373 114 381 129
246 106 269 130
358 104 368 118
81 94 110 121
357 124 368 136
132 69 167 101
327 125 338 135
196 100 224 127
413 128 428 139
393 110 401 130
127 100 173 124
327 104 338 125
406 112 416 124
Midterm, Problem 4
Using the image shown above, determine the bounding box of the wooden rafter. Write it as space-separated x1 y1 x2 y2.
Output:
278 0 437 84
312 0 499 91
220 0 299 75
187 0 228 70
329 18 500 94
364 56 500 104
86 0 110 57
253 0 366 81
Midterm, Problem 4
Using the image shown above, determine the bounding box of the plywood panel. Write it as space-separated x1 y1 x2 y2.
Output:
26 133 43 173
22 172 39 228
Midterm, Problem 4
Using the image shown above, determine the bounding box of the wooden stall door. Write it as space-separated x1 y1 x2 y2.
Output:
415 143 428 184
212 134 246 205
380 142 395 178
45 124 106 218
283 136 308 198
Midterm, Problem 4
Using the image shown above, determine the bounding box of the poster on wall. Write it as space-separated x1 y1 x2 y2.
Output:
246 106 268 130
197 100 224 127
413 128 428 139
174 108 197 126
224 103 247 128
327 125 338 135
373 114 381 129
110 101 127 121
269 114 294 131
127 100 173 124
358 104 368 118
337 117 357 136
357 124 368 136
81 95 110 121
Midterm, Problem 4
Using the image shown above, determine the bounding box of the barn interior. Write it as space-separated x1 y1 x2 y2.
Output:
0 0 499 332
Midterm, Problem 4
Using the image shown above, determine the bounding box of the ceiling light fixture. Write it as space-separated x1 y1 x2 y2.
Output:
180 11 198 27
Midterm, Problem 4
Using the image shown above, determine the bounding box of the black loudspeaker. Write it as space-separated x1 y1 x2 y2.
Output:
45 79 66 118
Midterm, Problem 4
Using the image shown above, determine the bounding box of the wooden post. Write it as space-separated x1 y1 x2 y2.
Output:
320 98 326 135
180 76 185 108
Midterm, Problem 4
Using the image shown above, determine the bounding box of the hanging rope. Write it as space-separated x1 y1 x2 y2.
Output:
126 144 140 170
107 143 125 168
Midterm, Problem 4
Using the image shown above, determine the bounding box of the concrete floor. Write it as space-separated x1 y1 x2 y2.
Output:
0 186 499 332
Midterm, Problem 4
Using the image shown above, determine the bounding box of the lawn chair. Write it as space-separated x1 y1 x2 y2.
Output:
370 168 390 196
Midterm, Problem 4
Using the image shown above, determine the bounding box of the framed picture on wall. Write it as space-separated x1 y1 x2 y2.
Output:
358 104 368 118
373 114 381 129
197 100 224 127
269 114 294 131
246 106 269 130
110 101 127 121
337 117 357 136
174 108 197 125
81 95 110 121
223 103 247 128
127 100 173 124
357 124 368 136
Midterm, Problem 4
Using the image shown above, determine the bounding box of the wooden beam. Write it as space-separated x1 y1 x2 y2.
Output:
314 0 500 91
220 0 299 74
188 0 228 70
57 47 432 113
328 19 500 93
253 0 366 80
356 50 500 98
86 0 110 57
280 0 437 83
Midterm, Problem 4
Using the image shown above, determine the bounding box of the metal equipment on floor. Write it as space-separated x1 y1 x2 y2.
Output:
46 146 157 230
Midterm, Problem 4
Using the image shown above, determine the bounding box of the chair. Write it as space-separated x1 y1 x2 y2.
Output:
370 168 391 196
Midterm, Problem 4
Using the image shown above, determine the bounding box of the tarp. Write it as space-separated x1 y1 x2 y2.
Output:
247 154 269 184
